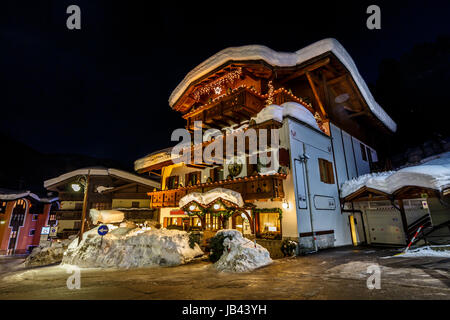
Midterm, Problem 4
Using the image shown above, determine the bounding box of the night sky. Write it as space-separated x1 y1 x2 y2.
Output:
1 0 449 167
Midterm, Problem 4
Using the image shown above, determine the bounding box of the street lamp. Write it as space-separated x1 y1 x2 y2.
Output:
71 171 91 245
71 183 81 192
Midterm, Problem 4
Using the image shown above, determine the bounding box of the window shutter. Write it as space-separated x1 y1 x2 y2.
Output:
163 217 168 228
327 161 335 184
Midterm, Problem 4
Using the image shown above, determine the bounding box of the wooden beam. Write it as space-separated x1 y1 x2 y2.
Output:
306 71 327 118
348 110 369 118
101 182 138 194
279 57 330 84
327 73 347 86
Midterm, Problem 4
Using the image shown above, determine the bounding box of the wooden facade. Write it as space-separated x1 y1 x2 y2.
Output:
150 174 286 208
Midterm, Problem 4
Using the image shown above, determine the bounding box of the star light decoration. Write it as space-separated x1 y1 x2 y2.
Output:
265 80 274 106
192 68 242 101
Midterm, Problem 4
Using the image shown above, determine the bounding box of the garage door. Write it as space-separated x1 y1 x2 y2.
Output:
365 209 406 245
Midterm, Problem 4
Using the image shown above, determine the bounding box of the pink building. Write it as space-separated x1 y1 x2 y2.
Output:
0 189 59 255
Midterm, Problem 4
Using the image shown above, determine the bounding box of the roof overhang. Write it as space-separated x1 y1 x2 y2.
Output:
44 168 160 190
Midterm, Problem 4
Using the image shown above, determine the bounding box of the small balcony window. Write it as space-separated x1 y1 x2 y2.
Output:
166 176 179 190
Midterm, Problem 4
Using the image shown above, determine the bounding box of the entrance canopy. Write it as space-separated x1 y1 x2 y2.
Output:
179 187 244 209
341 152 450 201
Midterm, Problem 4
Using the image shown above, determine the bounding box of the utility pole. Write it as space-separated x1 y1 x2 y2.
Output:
78 170 91 245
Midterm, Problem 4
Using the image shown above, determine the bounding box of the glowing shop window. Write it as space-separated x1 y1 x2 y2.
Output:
258 212 280 233
205 213 219 230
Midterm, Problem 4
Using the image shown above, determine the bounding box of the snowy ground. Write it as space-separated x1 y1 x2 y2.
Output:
1 247 449 299
394 245 450 258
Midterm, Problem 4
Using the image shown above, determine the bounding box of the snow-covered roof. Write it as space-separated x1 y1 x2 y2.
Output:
169 38 397 132
341 152 450 198
44 168 160 189
179 188 244 208
134 148 175 173
0 189 58 203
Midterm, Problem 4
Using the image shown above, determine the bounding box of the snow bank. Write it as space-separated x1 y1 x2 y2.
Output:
341 151 450 198
89 209 125 225
169 39 396 132
96 186 114 193
213 230 272 272
24 237 75 267
252 102 321 131
398 245 450 258
179 187 244 208
62 228 203 268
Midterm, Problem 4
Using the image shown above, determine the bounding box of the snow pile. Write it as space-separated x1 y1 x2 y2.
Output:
213 230 272 272
62 227 203 268
89 209 125 225
179 187 244 208
399 245 450 258
252 102 321 131
24 236 76 267
341 152 450 198
169 39 396 132
96 186 114 193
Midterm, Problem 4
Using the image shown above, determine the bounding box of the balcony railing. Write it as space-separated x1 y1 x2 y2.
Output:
184 86 312 130
149 173 286 208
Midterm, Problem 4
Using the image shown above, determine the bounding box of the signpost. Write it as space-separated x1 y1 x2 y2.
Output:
39 227 51 247
98 225 109 246
49 226 58 237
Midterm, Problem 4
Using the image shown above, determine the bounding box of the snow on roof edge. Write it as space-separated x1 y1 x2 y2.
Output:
341 152 450 198
0 190 58 203
44 168 160 189
169 38 397 133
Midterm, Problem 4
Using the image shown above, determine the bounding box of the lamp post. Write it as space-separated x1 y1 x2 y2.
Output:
71 170 91 245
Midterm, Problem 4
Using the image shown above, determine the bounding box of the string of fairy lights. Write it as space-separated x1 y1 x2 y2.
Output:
192 68 243 101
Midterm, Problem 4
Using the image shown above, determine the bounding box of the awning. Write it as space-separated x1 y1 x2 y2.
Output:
341 152 450 201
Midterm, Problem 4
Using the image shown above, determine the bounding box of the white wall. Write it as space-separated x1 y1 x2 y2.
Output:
330 123 349 187
330 123 378 185
286 118 352 247
341 130 359 179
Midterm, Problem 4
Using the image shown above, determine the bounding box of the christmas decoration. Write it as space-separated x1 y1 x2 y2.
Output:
265 80 274 106
192 68 242 101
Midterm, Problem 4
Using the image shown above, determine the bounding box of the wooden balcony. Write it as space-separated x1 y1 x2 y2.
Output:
184 86 313 130
149 173 286 208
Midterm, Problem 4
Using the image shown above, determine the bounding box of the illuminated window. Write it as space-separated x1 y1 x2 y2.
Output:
234 215 244 233
257 212 281 239
166 176 179 189
318 158 335 184
32 214 38 221
205 213 220 230
186 171 201 186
